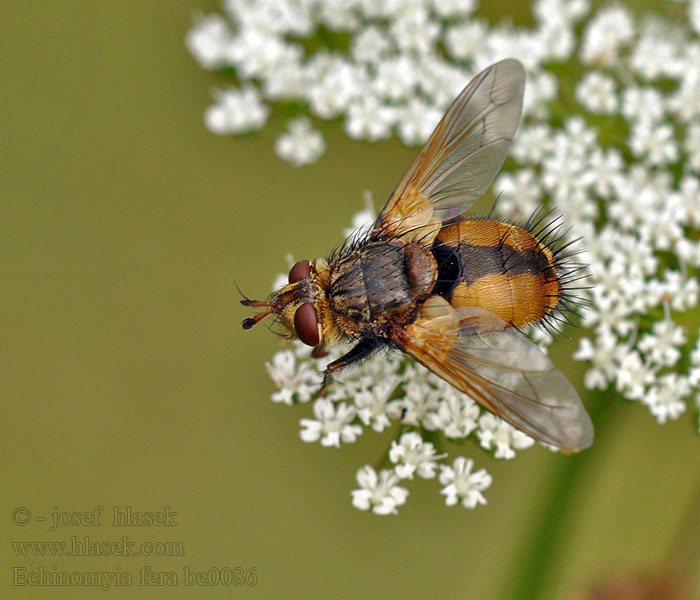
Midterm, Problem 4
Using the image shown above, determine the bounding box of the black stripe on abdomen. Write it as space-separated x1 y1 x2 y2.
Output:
460 244 544 283
432 242 548 301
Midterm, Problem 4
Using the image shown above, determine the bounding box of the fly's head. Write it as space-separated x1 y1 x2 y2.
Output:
241 259 340 348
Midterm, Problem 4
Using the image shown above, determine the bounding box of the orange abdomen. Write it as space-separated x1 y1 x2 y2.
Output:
433 218 561 328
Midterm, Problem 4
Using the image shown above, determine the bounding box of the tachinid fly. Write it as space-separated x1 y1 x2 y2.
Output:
242 59 594 451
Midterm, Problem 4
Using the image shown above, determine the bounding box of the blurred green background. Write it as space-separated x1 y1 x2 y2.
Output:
2 1 699 599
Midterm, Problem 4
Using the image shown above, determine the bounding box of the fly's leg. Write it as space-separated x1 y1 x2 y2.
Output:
315 337 385 397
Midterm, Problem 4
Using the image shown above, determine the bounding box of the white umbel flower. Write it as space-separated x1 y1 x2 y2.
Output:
477 414 535 459
423 392 480 439
266 348 322 405
643 373 691 425
186 14 233 69
389 432 445 479
575 71 618 114
299 398 362 447
205 86 268 135
351 466 409 515
579 4 634 65
439 457 492 509
275 118 325 167
691 0 700 36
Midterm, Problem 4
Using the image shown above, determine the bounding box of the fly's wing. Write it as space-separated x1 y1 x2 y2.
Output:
372 59 525 243
390 296 594 451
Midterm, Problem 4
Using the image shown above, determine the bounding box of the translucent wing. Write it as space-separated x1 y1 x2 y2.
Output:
373 59 525 242
391 296 594 451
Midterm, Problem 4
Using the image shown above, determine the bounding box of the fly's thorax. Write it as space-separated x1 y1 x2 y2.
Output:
327 241 437 334
435 218 562 328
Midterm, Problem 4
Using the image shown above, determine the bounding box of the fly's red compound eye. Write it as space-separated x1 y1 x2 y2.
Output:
294 303 319 347
288 260 310 283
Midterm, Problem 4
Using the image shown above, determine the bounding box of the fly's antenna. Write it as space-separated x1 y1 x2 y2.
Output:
236 281 252 305
237 281 277 330
241 303 275 329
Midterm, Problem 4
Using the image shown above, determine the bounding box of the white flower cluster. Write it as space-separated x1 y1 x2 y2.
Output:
199 0 700 512
267 335 503 514
186 0 591 164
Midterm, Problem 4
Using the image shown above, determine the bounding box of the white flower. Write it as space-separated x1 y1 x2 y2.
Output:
354 378 399 433
266 348 322 404
629 17 685 80
579 4 635 65
523 70 558 118
226 0 314 37
575 71 618 114
621 87 665 124
389 8 441 56
535 21 576 62
691 0 700 37
660 271 699 311
494 168 542 219
350 26 391 65
573 328 619 390
628 121 678 166
690 330 700 368
416 56 467 107
305 54 366 119
373 56 418 102
389 432 444 479
539 118 598 209
260 45 306 99
358 0 409 20
396 98 443 146
386 366 441 426
205 86 269 135
638 318 686 368
582 148 625 198
186 14 233 69
430 0 477 19
669 56 700 122
345 95 397 141
351 466 409 515
299 398 363 447
439 457 492 509
444 20 489 61
613 348 656 401
676 239 700 270
582 285 635 337
477 414 535 459
226 29 295 80
643 373 691 424
275 118 325 166
532 0 590 28
684 122 700 172
423 391 480 439
676 176 700 228
511 123 553 164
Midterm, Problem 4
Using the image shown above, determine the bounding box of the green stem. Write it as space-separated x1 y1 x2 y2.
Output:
499 389 616 600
